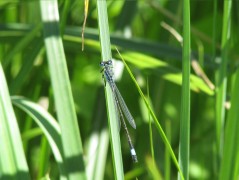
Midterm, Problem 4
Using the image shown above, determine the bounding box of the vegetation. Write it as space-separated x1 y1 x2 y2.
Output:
0 0 238 179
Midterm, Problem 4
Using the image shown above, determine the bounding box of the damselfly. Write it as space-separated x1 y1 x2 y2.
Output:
100 60 138 163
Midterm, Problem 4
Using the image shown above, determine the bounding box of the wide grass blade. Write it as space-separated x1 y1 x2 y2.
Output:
96 0 124 179
0 65 30 179
40 0 86 179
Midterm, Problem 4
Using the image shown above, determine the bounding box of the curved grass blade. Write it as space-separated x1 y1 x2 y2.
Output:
11 96 64 171
0 65 30 179
116 48 185 180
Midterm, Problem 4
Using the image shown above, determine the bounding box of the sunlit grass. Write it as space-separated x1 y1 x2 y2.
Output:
0 0 238 179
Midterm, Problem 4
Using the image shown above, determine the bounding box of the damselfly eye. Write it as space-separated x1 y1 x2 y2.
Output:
107 60 112 65
100 61 104 66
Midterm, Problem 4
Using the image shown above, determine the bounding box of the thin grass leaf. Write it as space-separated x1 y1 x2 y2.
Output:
147 80 155 163
212 0 219 174
9 39 43 94
0 65 30 179
178 0 191 179
1 23 42 68
60 0 71 34
82 0 89 51
219 67 239 180
165 120 171 180
97 0 124 179
40 0 86 179
116 49 184 180
37 137 50 179
215 0 232 161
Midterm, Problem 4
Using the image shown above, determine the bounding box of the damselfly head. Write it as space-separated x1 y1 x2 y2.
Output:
100 60 113 67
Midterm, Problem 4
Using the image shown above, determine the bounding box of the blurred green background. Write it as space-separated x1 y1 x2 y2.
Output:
0 0 238 179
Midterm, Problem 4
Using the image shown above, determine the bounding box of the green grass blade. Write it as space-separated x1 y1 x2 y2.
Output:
219 64 239 180
147 80 155 163
212 0 219 172
60 0 71 34
0 65 30 179
117 50 184 180
40 0 86 179
178 0 191 179
218 2 235 177
165 119 171 180
215 0 232 161
97 0 124 179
